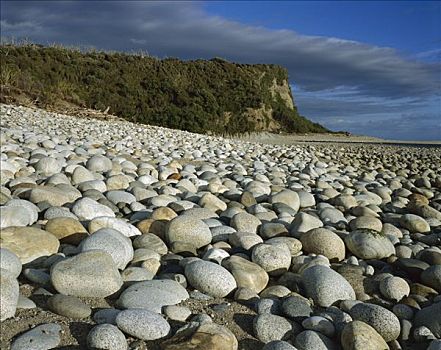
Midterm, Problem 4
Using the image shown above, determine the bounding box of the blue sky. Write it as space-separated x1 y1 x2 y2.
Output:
1 1 440 140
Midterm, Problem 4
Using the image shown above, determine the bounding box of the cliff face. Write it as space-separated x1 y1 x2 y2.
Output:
0 45 329 134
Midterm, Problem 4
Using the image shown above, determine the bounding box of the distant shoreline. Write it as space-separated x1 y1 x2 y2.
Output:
230 131 441 147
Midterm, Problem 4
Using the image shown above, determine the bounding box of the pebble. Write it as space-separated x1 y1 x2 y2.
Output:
72 197 115 221
421 265 441 292
185 259 237 297
281 296 313 322
93 308 121 325
223 255 269 293
1 104 441 350
379 276 410 301
80 228 133 269
165 215 212 249
400 214 430 233
251 243 291 276
161 322 238 350
0 226 60 264
115 309 170 340
87 324 128 350
302 265 355 307
300 228 345 262
163 305 192 321
45 217 88 245
117 279 189 312
345 229 395 260
341 320 389 350
414 302 441 338
349 302 401 342
17 294 36 309
51 250 123 297
47 294 91 318
0 248 22 278
0 269 19 321
10 323 61 350
294 330 337 350
302 316 335 337
290 212 323 236
254 313 299 344
89 216 141 237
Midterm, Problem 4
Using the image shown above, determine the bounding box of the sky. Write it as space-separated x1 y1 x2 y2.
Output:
1 1 440 140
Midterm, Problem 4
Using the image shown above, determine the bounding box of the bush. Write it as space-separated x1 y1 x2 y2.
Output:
0 43 329 134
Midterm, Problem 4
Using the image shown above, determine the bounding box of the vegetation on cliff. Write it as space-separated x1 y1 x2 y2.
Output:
0 44 329 134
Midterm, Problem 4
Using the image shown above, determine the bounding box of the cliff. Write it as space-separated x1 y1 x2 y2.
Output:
0 44 329 134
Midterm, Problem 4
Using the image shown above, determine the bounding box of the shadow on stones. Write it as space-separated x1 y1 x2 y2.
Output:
233 313 255 335
68 322 93 348
29 294 49 309
55 346 82 350
238 338 264 350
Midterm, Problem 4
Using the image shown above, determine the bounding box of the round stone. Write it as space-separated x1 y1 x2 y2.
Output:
47 294 91 318
251 243 291 276
71 165 95 185
165 215 212 249
161 322 238 350
345 229 395 260
421 265 441 292
298 190 316 208
349 302 401 342
17 295 36 309
271 189 300 212
294 330 336 350
0 226 60 264
80 228 133 270
87 324 128 350
1 199 39 228
116 309 170 340
199 193 227 212
379 276 410 302
10 323 61 350
349 216 383 232
185 260 237 297
302 316 335 337
301 265 355 307
45 217 88 245
163 305 192 322
51 250 123 297
0 269 19 321
89 216 141 238
281 295 313 322
300 228 345 262
230 212 262 233
223 255 269 293
0 248 22 278
117 279 189 313
72 197 115 221
290 212 323 236
29 186 81 207
414 302 441 338
341 320 389 350
133 233 168 254
86 155 113 173
33 157 62 176
253 313 298 344
400 214 430 233
106 190 136 205
93 308 121 325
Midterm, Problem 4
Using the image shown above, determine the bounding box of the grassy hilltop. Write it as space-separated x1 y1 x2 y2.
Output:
0 44 329 134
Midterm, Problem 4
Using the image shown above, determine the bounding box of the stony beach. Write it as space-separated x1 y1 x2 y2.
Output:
0 103 440 350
